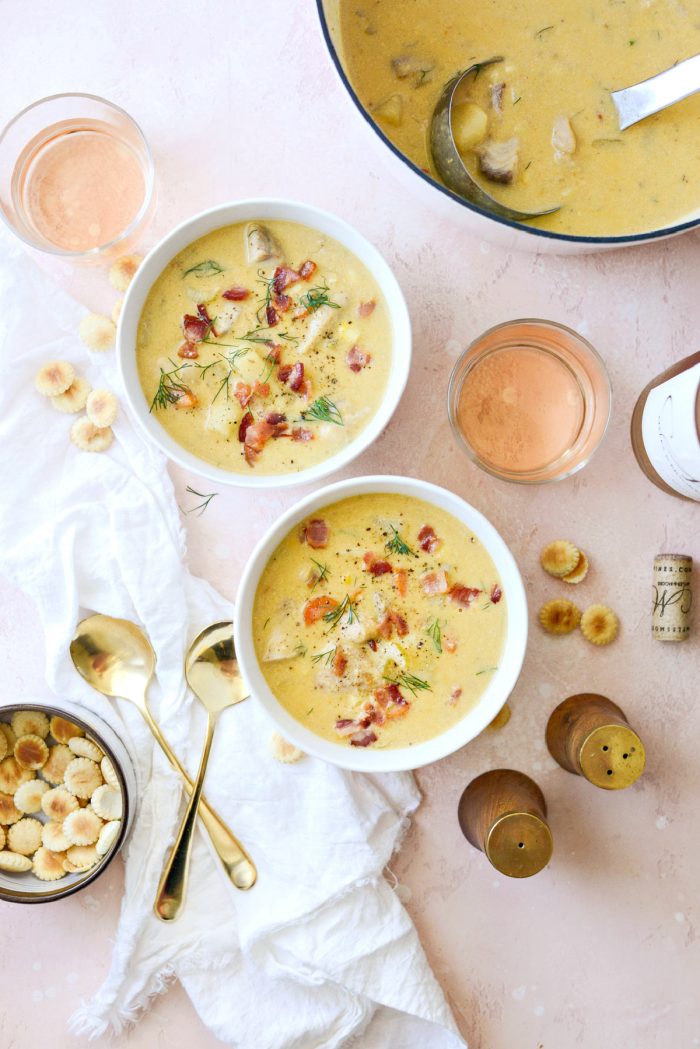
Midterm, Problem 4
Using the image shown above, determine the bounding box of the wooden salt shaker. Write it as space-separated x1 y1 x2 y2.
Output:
546 693 645 790
457 769 553 878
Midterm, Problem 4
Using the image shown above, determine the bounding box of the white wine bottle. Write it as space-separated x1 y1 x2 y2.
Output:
631 352 700 502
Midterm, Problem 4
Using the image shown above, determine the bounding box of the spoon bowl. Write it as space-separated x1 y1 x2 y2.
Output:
430 59 560 222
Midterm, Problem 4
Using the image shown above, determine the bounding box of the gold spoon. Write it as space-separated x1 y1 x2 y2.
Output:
154 622 248 921
70 614 257 892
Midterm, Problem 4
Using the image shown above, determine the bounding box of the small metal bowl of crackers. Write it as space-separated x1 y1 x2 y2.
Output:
0 701 136 903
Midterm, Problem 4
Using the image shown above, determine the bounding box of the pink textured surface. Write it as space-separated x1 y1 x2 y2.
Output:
1 2 699 1047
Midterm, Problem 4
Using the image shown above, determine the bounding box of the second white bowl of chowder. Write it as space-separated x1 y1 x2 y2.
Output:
118 201 411 486
235 476 528 771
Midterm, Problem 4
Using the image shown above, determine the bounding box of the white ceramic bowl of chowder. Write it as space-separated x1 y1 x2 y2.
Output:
235 474 528 772
316 0 700 255
118 199 411 488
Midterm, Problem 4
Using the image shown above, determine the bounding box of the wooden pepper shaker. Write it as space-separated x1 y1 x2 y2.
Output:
546 693 645 790
457 769 553 878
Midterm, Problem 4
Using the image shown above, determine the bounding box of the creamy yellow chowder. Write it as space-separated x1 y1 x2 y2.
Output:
137 220 391 474
253 494 507 750
338 0 700 236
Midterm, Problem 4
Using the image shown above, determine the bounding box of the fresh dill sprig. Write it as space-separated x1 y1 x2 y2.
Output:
185 486 218 516
310 559 331 591
294 643 308 657
384 672 432 697
476 666 499 676
297 282 340 312
150 360 193 413
256 271 276 322
301 396 344 426
311 646 336 666
427 619 442 654
196 347 250 403
535 25 554 37
183 259 224 278
323 594 359 630
385 526 416 558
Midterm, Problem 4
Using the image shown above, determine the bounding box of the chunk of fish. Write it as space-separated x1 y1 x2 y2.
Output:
477 137 520 185
296 293 347 354
245 222 283 266
552 115 576 157
204 402 235 438
212 299 240 336
263 627 305 663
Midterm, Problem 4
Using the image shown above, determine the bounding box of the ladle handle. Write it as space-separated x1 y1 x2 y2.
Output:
612 52 700 130
140 703 257 892
154 712 216 921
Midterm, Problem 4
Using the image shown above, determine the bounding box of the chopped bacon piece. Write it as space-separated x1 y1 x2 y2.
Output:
491 584 503 604
292 305 310 320
273 292 292 313
394 569 408 597
238 410 254 443
335 718 359 737
266 345 282 363
332 647 348 677
301 518 330 549
265 411 287 426
443 636 457 654
418 525 441 553
299 378 313 400
421 569 449 595
266 305 279 327
378 609 409 638
182 314 209 343
358 300 376 318
279 361 305 392
370 560 392 577
242 418 281 466
385 701 409 720
272 265 301 293
350 729 377 747
367 638 378 652
223 286 250 301
291 427 314 442
449 585 481 608
174 390 197 409
234 381 252 407
253 381 270 399
347 344 372 373
304 595 338 625
177 341 199 359
299 260 317 280
449 686 463 706
374 683 403 708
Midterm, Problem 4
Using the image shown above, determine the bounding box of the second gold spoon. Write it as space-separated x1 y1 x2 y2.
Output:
154 622 249 921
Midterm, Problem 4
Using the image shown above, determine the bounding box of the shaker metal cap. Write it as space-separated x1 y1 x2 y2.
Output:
485 811 553 878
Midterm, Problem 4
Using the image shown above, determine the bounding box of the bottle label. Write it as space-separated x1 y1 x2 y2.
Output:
641 363 700 501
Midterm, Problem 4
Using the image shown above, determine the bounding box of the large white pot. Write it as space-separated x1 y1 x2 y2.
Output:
316 0 700 255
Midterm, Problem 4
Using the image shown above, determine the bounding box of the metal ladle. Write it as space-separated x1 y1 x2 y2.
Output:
429 58 561 222
70 614 257 892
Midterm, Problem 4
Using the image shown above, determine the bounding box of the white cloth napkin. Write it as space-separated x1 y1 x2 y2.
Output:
0 234 466 1049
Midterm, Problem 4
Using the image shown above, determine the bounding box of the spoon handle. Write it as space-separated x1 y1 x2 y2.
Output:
154 712 217 921
139 702 257 891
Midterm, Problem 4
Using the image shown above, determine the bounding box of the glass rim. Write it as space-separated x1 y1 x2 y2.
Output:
446 317 613 485
0 91 155 260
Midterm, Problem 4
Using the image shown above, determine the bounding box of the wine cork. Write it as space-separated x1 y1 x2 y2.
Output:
652 554 692 642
